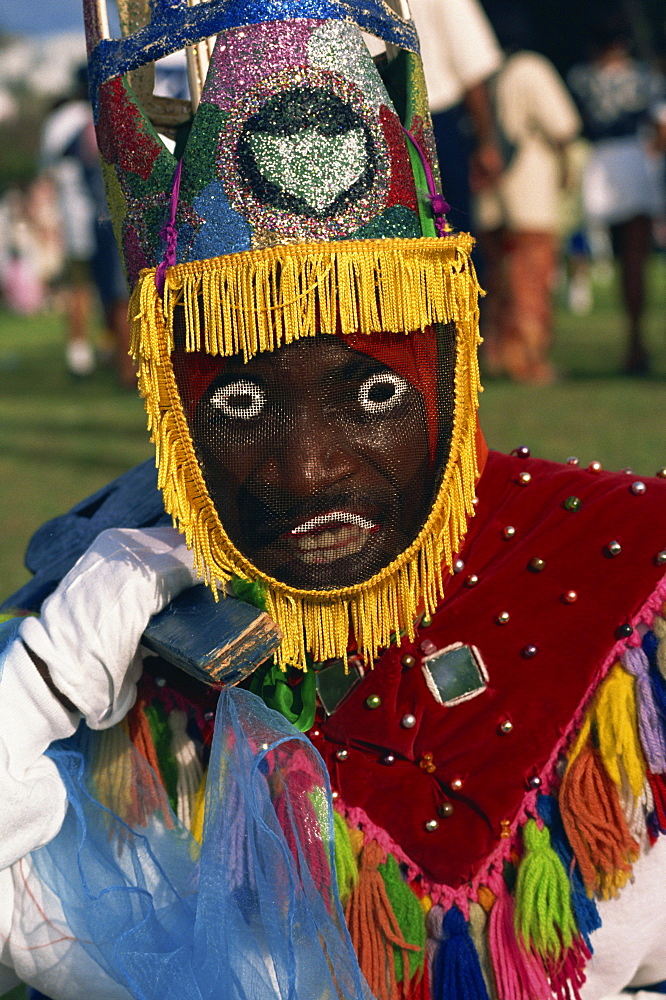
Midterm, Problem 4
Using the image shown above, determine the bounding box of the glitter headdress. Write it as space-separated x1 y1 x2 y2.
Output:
85 0 483 670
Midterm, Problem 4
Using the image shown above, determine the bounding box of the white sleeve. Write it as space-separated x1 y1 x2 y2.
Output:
520 53 581 144
0 526 198 871
0 637 78 871
434 0 503 91
581 836 666 999
409 0 502 111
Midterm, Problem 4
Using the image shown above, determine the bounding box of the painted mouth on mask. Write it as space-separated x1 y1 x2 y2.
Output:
282 511 380 565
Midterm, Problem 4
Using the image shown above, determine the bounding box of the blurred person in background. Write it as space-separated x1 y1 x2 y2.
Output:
409 0 504 232
40 68 132 385
40 70 98 377
568 11 666 376
474 1 581 384
0 175 63 317
0 186 48 316
80 119 134 388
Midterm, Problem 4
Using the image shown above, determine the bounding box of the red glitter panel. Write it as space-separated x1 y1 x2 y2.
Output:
381 105 418 212
97 78 162 180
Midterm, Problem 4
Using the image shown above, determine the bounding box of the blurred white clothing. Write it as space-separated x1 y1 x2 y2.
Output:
475 50 581 232
40 100 96 260
583 136 665 226
408 0 502 113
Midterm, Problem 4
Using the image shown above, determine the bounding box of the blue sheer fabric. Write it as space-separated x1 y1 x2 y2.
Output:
32 686 372 1000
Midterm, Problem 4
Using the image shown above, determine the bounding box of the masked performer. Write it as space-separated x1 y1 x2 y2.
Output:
2 2 666 999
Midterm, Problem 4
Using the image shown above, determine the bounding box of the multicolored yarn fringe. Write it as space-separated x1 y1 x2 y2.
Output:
76 599 666 1000
90 673 212 840
129 233 483 671
325 602 666 1000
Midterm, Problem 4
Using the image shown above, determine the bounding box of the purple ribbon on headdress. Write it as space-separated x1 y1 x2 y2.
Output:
155 159 183 296
402 128 449 237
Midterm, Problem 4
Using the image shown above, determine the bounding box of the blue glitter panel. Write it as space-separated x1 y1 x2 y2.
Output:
181 181 253 260
88 0 419 94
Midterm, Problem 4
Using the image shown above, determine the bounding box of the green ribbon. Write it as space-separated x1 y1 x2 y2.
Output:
232 575 317 731
247 661 317 732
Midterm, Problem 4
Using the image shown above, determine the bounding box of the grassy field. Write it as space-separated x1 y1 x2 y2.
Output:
1 258 665 605
479 258 666 476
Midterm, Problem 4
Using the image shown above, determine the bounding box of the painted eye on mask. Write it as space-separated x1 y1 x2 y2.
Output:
210 380 266 419
358 371 409 415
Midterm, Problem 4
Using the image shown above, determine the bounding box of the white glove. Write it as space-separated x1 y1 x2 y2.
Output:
20 526 199 729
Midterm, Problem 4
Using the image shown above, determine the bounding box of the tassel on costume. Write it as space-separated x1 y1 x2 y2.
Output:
646 636 666 754
514 819 576 958
271 750 331 898
345 839 421 1000
333 810 359 907
432 906 491 1000
89 720 134 821
622 647 666 773
143 699 179 811
378 853 427 991
168 708 203 832
546 935 591 1000
467 901 496 999
647 770 666 835
536 796 601 948
190 768 207 844
620 774 653 851
487 880 552 1000
560 739 638 898
411 953 431 1000
90 715 174 833
652 614 666 679
593 664 646 800
127 697 173 828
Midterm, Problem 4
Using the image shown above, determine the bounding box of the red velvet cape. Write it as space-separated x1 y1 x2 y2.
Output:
310 450 666 888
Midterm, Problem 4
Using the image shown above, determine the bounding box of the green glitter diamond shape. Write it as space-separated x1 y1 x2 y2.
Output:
248 127 366 210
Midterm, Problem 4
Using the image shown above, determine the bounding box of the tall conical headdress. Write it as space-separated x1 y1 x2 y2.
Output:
85 0 482 670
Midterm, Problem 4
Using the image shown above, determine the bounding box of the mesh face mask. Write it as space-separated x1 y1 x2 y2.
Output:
135 267 481 671
175 325 454 592
86 0 483 669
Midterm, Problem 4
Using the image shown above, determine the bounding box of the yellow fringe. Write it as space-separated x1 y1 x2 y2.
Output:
190 768 207 845
567 663 646 799
594 663 646 799
130 235 482 670
90 719 135 820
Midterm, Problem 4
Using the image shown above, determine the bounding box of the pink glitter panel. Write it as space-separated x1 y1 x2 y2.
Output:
203 20 319 112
